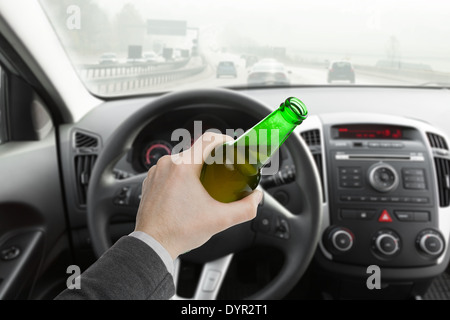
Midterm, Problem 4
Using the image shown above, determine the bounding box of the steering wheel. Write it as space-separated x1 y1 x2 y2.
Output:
87 88 322 299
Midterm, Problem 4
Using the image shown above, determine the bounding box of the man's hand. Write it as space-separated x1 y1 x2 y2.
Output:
134 132 263 259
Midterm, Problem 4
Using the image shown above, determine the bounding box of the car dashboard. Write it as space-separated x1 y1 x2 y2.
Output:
59 86 450 299
300 112 450 296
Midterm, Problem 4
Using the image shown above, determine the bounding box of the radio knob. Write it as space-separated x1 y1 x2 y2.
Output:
326 227 354 252
373 230 400 256
368 163 399 193
417 230 445 257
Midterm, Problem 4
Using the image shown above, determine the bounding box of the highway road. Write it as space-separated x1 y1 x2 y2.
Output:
93 51 422 96
156 58 414 94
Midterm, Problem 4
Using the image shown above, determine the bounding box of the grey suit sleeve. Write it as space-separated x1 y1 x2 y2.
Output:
55 236 175 300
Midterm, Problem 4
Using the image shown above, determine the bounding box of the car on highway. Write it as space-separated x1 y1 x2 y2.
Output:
327 61 355 83
247 61 291 86
216 61 237 78
0 0 449 303
99 53 118 65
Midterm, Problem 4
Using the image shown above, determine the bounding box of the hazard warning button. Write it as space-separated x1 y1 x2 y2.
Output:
378 209 393 222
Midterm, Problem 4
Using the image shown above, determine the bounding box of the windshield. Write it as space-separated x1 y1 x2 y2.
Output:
39 0 450 96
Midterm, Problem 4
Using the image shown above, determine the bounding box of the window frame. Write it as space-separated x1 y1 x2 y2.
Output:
0 66 9 144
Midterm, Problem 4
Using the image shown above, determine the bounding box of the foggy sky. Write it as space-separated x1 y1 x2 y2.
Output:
90 0 450 70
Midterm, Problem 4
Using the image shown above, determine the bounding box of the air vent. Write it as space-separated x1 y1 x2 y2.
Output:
74 155 97 206
75 132 99 149
427 132 450 207
427 132 448 150
434 157 450 207
301 129 321 146
301 129 325 202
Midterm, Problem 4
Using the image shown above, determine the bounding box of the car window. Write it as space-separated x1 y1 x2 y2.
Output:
39 0 450 97
0 65 6 144
219 62 234 67
333 62 351 68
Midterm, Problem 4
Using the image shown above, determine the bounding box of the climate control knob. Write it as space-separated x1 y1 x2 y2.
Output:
325 227 354 253
417 230 445 257
373 230 400 256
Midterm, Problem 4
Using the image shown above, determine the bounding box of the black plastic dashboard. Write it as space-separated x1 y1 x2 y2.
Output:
299 112 450 291
129 107 255 173
323 119 442 267
57 86 450 299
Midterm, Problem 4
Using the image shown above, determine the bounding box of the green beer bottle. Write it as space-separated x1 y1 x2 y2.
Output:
200 97 308 203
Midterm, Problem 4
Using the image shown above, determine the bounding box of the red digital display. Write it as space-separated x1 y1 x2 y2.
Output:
336 125 402 139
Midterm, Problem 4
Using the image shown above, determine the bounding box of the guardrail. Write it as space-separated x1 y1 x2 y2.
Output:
353 64 450 85
86 63 207 95
78 59 190 80
78 57 208 94
294 61 450 85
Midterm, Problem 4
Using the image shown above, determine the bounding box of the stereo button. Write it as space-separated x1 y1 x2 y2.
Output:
404 176 425 182
403 168 424 176
394 211 414 221
341 209 376 220
340 195 353 201
357 210 375 220
404 182 426 189
412 197 429 204
414 211 430 222
341 210 356 219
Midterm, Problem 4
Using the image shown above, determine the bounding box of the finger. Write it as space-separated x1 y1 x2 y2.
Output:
142 155 172 194
177 132 234 175
142 165 156 194
216 189 263 229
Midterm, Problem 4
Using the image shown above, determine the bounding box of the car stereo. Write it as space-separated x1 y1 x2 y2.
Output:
322 124 444 267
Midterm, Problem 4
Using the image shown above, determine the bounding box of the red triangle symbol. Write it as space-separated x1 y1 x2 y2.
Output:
378 210 393 222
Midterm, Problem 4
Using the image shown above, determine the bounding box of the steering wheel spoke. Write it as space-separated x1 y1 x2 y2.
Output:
100 172 147 217
253 190 304 252
110 173 146 214
173 254 233 300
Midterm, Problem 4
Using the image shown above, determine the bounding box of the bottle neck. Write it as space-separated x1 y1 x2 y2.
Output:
230 107 300 168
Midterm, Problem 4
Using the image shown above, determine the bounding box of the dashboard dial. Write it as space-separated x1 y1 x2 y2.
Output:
143 141 172 169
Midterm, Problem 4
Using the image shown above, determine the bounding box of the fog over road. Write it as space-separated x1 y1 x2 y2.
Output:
169 53 412 93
